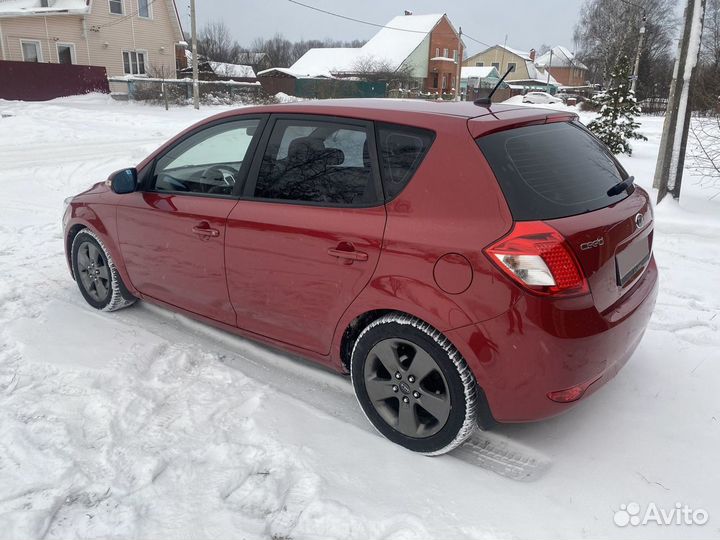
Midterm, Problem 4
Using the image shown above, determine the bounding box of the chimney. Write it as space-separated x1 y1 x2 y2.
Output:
404 10 413 15
529 49 536 62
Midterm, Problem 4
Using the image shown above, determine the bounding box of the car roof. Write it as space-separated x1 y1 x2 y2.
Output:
203 98 552 125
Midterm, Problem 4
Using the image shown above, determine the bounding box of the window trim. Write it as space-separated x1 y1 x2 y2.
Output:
56 42 76 64
143 115 270 199
122 49 148 75
137 0 152 19
242 113 385 209
108 0 124 15
20 39 43 62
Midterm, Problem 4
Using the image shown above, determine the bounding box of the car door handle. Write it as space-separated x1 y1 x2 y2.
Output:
192 223 220 237
327 246 368 262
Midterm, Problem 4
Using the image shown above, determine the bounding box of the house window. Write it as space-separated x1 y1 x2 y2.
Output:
443 48 449 58
435 47 439 57
441 74 446 90
109 0 123 15
138 0 150 18
491 62 500 70
432 72 438 88
21 40 42 62
507 62 516 72
122 50 147 75
475 61 484 67
453 49 458 62
56 43 76 64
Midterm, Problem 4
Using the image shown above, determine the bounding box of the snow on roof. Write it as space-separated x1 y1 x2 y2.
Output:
0 0 89 16
461 66 498 80
208 61 255 79
535 46 588 70
491 44 532 61
289 13 446 75
256 67 334 79
290 48 360 76
430 56 456 62
359 13 444 69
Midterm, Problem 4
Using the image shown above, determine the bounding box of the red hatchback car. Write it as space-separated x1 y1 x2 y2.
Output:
63 99 658 455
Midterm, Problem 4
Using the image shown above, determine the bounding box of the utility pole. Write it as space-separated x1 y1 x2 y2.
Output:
653 0 706 202
190 0 199 110
455 27 462 101
546 48 553 93
630 16 646 94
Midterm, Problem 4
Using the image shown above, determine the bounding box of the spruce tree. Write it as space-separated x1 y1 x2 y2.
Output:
587 55 647 156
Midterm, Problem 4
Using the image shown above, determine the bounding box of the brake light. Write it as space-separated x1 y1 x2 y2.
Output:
484 221 589 296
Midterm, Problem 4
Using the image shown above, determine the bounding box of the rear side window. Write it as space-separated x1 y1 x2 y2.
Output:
476 122 629 220
254 118 378 206
375 123 435 200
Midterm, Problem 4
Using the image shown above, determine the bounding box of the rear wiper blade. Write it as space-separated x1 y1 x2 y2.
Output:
607 175 635 196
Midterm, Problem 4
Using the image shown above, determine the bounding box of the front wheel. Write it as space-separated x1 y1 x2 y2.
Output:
351 313 478 455
71 229 136 312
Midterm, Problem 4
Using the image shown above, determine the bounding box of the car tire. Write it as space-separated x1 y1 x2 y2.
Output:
71 229 136 312
351 313 477 455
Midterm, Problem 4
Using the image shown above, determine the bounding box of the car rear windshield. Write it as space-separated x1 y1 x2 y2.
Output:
476 122 629 221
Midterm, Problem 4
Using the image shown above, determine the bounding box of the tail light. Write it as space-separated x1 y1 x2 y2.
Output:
484 221 589 297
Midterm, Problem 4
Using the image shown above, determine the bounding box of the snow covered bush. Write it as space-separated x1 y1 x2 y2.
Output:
587 55 647 155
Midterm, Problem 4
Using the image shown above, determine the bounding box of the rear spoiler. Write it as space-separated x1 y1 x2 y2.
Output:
468 108 578 139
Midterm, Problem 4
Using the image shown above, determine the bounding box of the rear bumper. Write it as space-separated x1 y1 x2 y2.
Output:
447 256 659 422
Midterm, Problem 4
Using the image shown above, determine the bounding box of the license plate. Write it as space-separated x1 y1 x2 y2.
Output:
616 237 650 286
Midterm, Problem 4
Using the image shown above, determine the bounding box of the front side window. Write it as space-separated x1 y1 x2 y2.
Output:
254 119 377 206
153 119 260 196
21 40 41 62
122 51 146 75
475 61 484 67
109 0 123 14
491 62 500 70
375 123 435 201
507 62 516 72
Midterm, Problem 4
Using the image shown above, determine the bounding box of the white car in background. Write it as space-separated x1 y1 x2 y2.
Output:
522 91 562 104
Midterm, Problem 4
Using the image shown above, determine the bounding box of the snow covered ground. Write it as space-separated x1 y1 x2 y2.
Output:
0 95 718 540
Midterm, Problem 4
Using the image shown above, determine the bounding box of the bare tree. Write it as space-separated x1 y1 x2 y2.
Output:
689 117 720 197
693 0 720 113
197 21 241 63
574 0 678 95
351 56 418 88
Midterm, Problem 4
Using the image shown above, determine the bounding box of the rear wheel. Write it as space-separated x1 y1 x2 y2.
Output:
351 313 477 455
71 229 136 311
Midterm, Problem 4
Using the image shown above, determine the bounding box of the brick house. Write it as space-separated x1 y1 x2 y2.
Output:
0 0 185 90
535 46 588 87
286 12 464 95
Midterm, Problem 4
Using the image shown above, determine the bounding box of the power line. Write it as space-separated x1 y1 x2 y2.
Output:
287 0 428 33
95 0 159 29
288 0 494 50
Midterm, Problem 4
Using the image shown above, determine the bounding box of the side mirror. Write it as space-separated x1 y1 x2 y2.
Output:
110 168 137 194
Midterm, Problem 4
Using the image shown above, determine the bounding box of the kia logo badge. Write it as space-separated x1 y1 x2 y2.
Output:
635 213 644 229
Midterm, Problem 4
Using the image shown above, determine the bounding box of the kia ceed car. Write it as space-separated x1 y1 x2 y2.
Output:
63 99 658 455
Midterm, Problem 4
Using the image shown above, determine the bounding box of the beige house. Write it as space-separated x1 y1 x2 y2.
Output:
463 44 559 90
0 0 184 90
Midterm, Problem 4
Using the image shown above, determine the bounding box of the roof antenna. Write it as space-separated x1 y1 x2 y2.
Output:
474 66 513 106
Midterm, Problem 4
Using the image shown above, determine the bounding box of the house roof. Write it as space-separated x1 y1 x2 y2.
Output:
0 0 89 16
289 13 447 75
535 46 588 70
208 61 255 79
256 67 334 79
460 66 499 80
480 44 533 61
289 48 359 76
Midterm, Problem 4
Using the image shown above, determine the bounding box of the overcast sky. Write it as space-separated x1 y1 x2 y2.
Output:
183 0 587 56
